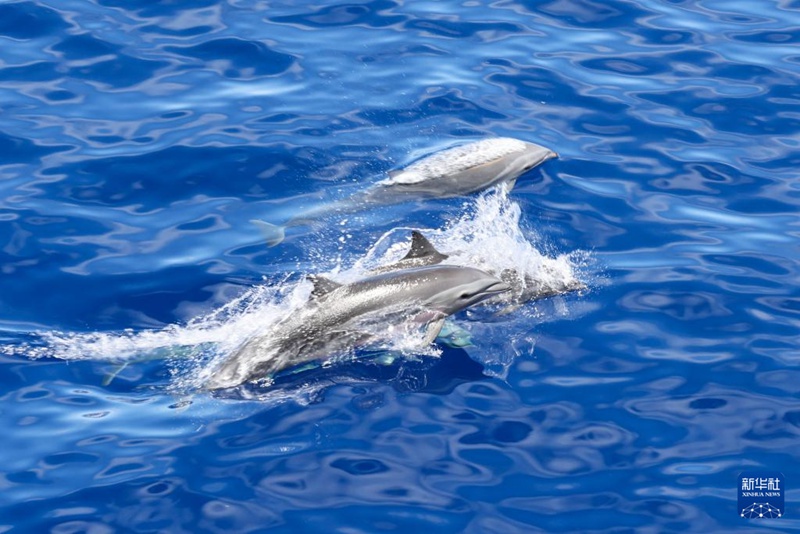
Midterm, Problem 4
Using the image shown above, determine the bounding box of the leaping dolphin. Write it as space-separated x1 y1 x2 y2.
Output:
258 137 557 246
361 137 556 201
207 265 511 389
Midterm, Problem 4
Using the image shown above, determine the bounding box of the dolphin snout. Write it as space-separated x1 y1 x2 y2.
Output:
522 143 558 171
536 149 558 165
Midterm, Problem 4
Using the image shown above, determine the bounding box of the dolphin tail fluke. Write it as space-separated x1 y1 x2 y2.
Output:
102 362 129 386
251 219 286 247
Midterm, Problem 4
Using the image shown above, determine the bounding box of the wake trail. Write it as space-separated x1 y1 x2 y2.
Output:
1 186 592 390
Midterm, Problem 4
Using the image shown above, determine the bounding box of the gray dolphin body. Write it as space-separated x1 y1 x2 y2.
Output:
260 137 556 246
207 265 510 389
374 231 584 311
360 137 557 201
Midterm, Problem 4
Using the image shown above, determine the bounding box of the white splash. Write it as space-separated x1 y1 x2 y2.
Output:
2 186 589 391
346 186 589 378
2 275 314 394
351 184 585 307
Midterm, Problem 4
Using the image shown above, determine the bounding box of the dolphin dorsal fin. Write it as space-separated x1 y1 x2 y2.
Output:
307 275 342 299
402 231 449 261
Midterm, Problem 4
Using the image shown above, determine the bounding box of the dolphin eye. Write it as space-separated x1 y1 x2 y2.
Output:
459 291 471 299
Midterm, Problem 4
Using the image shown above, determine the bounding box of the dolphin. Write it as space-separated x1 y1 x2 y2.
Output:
258 137 557 246
360 137 557 201
372 231 585 312
206 265 511 389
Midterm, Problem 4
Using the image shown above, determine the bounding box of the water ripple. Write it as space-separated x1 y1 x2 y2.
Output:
1 0 799 531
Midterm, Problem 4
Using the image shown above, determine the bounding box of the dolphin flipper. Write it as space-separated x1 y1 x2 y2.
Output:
422 316 447 345
437 321 474 348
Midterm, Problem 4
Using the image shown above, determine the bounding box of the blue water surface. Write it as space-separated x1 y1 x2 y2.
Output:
1 0 799 532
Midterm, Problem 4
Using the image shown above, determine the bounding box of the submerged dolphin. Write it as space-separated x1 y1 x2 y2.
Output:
374 231 585 311
207 265 510 389
259 137 557 245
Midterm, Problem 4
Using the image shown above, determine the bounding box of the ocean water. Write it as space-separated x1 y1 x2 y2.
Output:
1 0 799 532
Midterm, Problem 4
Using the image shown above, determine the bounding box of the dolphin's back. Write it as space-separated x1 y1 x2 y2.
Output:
402 138 528 180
